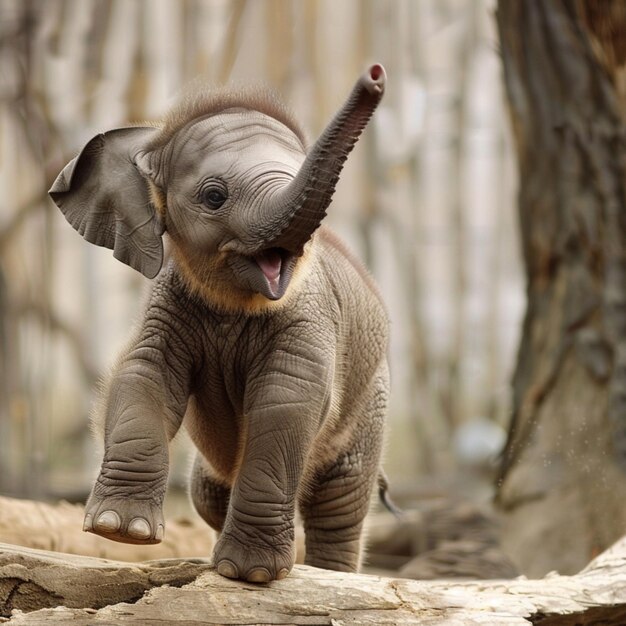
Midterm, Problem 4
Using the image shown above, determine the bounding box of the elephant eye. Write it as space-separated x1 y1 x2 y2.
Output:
200 185 228 210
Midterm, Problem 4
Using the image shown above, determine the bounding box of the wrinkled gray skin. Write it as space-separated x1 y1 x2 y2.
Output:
49 65 389 583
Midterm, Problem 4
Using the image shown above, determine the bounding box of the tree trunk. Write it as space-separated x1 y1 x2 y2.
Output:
495 0 626 577
2 536 626 624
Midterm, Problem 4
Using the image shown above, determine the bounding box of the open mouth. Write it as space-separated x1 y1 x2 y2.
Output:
251 247 297 300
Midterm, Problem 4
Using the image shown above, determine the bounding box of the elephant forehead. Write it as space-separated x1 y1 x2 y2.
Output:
171 110 306 173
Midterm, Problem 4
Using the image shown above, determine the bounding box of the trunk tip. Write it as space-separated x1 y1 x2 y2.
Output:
365 64 386 94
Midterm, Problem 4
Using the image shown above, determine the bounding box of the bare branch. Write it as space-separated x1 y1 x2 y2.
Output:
0 192 49 252
14 298 99 386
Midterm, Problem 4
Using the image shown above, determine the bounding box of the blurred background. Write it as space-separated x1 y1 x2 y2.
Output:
4 0 626 589
0 0 533 578
0 0 521 501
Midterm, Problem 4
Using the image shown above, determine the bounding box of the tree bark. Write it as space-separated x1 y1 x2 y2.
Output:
496 0 626 576
1 535 625 625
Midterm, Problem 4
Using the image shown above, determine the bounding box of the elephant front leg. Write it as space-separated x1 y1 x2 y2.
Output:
84 372 186 544
212 410 315 582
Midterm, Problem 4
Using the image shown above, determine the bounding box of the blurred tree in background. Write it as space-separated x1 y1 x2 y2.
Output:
496 0 626 576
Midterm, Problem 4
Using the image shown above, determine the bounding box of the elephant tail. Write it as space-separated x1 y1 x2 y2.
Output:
377 470 403 519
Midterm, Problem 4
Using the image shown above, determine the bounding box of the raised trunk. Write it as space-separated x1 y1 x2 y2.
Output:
259 64 386 255
496 0 626 577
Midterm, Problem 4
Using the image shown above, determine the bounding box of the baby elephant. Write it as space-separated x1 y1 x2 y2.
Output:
50 65 389 582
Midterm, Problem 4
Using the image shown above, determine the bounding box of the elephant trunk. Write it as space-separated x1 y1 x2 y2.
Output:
259 64 386 255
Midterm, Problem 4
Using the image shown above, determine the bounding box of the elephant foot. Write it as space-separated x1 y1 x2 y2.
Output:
83 493 165 545
212 532 295 583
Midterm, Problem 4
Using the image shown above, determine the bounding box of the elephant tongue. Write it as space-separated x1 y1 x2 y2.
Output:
254 249 282 291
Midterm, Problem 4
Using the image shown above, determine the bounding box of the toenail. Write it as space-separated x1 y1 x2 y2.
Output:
83 514 93 532
128 518 151 539
155 524 164 542
247 568 271 583
276 568 289 580
217 560 238 579
95 510 121 533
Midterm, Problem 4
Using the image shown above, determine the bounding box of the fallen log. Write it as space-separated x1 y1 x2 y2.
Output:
0 543 212 617
1 535 625 624
0 496 213 562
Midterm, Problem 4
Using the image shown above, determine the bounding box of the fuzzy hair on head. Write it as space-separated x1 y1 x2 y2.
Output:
145 80 309 152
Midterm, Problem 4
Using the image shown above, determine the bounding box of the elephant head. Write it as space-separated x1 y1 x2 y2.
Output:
49 65 386 306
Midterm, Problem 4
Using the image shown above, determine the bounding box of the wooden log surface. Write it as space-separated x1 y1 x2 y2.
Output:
1 535 625 625
0 495 214 562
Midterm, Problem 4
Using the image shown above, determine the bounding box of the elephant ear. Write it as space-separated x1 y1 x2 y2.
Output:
49 126 164 279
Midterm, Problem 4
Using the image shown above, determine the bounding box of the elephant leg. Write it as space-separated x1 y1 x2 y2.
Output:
211 410 318 583
189 453 231 532
209 338 334 583
83 365 188 545
84 404 172 546
300 447 378 572
300 376 387 572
